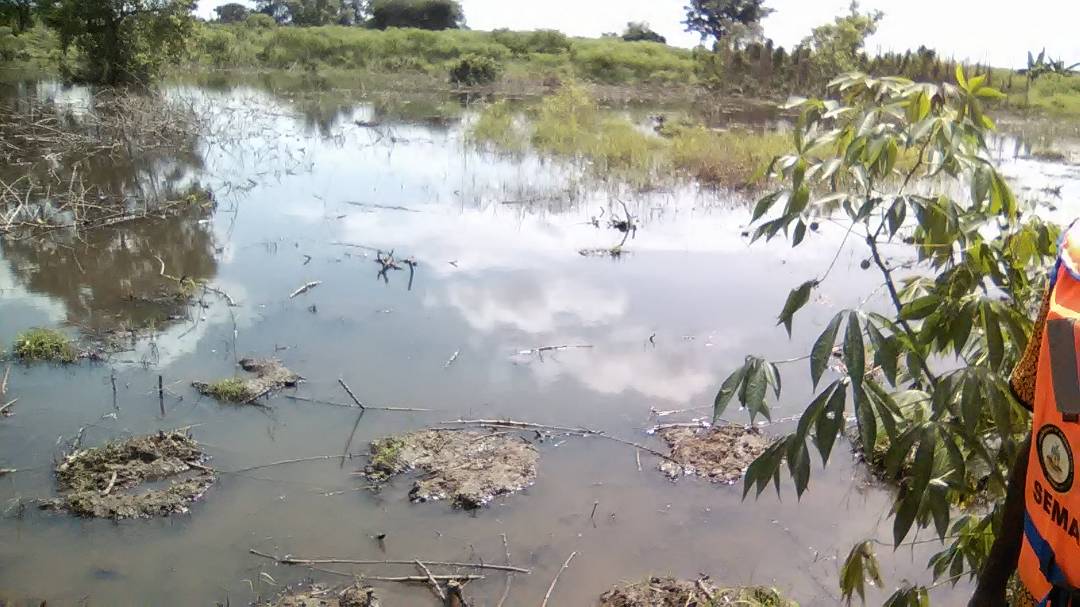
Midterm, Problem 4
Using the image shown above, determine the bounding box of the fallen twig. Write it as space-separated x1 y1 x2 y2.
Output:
696 578 718 602
497 533 513 607
0 364 9 396
415 560 447 601
440 419 600 434
516 344 593 357
285 395 430 412
101 470 118 496
248 549 529 573
289 281 322 299
540 551 577 607
338 378 367 410
0 468 15 477
444 350 459 369
230 455 339 474
0 399 17 417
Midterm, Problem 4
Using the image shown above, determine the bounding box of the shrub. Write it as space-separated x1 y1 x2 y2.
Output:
245 13 277 28
13 328 77 363
449 53 500 85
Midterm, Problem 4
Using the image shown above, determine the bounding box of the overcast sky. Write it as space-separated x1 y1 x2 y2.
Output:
197 0 1080 68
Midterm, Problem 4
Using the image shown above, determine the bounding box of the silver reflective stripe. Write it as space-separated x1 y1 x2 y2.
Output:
1048 318 1080 417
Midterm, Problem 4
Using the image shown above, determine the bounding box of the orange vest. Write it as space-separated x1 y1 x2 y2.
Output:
1021 224 1080 605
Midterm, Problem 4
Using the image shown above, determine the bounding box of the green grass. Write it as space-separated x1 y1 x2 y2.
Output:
12 328 77 363
202 378 250 402
186 23 696 86
472 83 791 188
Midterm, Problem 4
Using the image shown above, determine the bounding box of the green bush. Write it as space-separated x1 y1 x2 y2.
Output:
370 0 464 30
245 13 277 29
449 53 501 85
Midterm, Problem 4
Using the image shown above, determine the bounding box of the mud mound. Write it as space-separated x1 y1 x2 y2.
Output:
45 430 214 519
193 358 301 403
599 576 796 607
269 583 380 607
657 425 768 483
363 429 538 509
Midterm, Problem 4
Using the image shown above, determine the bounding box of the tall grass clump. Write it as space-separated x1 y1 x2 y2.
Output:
12 328 77 363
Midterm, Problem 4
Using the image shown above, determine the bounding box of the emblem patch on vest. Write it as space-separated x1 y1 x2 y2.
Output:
1038 424 1075 493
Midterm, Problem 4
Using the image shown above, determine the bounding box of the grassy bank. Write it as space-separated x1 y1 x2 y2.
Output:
470 83 790 189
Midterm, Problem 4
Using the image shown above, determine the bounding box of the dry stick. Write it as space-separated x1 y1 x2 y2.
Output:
441 420 678 463
0 469 15 477
110 369 118 413
0 399 17 417
158 375 165 416
540 551 577 607
497 534 513 607
285 395 430 412
0 364 9 397
415 560 447 601
101 470 118 496
695 578 717 602
340 411 365 469
635 449 642 472
230 455 340 474
305 564 483 582
248 550 530 573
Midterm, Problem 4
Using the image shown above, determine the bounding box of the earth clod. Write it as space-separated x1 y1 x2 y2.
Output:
193 357 301 402
363 429 538 509
44 430 214 519
599 576 797 607
657 425 769 483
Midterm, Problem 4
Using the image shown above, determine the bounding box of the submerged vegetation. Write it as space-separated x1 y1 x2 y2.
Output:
471 83 789 188
12 328 77 363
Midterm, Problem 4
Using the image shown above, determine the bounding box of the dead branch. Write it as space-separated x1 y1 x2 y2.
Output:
248 549 530 573
497 533 513 607
289 281 322 299
101 471 118 496
0 399 17 417
0 364 9 397
540 551 577 607
516 345 593 356
0 469 15 477
444 351 459 369
439 419 601 434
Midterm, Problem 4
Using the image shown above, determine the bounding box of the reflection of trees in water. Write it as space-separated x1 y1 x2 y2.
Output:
1 202 218 331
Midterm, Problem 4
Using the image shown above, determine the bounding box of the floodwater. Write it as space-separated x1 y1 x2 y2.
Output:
0 79 1078 606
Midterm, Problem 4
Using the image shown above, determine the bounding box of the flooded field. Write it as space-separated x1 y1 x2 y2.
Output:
0 78 1078 606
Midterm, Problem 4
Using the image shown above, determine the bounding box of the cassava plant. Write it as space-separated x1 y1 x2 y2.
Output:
715 69 1061 605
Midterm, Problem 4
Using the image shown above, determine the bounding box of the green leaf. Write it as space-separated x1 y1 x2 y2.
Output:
752 190 785 222
901 295 941 321
741 359 770 422
786 184 811 216
955 64 967 89
792 219 807 247
960 373 981 434
982 302 1004 371
786 436 812 497
811 312 844 388
778 280 816 337
765 361 782 399
815 382 847 465
713 363 748 422
844 311 865 390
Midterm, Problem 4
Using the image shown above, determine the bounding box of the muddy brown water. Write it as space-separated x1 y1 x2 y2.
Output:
1 80 1078 606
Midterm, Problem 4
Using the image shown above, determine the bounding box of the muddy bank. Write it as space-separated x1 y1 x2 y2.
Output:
599 576 797 607
364 429 538 508
44 430 214 519
657 425 769 483
194 358 301 403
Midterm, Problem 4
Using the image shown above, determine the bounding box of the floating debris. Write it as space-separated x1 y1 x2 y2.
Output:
267 582 380 607
44 430 214 519
193 358 301 403
599 576 797 607
289 281 322 299
657 425 769 483
363 429 538 509
11 328 78 363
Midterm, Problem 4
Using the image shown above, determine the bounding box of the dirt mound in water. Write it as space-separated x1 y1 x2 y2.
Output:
599 576 797 606
363 429 538 509
193 357 301 403
269 583 380 607
45 430 214 519
657 425 769 483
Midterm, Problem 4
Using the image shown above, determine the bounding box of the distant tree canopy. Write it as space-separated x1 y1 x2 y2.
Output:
683 0 772 45
799 2 881 82
622 22 666 44
42 0 195 84
369 0 463 31
214 2 249 22
0 0 34 33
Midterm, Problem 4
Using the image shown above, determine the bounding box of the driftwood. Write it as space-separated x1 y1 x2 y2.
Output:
0 399 17 417
497 533 513 607
0 364 9 396
439 419 679 463
0 468 15 477
248 549 530 573
415 559 446 601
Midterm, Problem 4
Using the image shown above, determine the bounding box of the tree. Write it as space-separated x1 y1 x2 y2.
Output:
255 0 289 23
43 0 195 84
721 68 1055 605
800 2 882 85
1024 48 1080 105
683 0 773 46
286 0 342 25
214 2 249 22
369 0 462 30
622 22 666 44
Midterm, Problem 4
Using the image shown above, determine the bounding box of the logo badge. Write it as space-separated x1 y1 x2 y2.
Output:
1038 424 1075 493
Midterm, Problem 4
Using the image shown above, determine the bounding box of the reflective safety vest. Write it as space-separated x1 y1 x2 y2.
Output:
1020 223 1080 606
